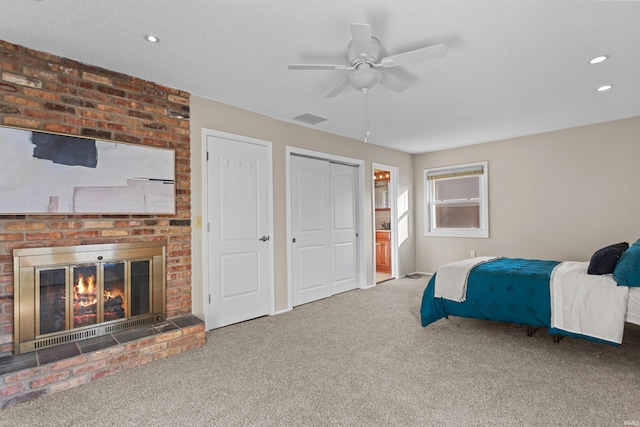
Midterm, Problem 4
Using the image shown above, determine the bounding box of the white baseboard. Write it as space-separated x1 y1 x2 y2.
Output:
273 307 292 316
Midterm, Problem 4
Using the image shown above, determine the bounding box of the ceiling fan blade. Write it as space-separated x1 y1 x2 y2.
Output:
379 72 410 93
288 64 349 70
350 23 373 59
325 79 350 98
378 43 446 68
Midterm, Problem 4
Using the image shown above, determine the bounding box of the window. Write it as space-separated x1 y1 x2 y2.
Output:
424 161 488 238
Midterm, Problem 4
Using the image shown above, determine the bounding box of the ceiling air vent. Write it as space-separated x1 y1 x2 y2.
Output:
293 113 327 125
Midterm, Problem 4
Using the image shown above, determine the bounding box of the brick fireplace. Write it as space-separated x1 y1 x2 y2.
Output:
0 40 202 407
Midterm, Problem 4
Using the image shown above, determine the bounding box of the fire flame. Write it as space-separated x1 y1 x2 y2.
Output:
73 273 125 306
74 273 97 307
71 272 126 326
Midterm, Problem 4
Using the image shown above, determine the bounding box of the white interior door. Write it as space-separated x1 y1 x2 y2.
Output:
330 163 358 294
291 155 331 306
206 132 272 328
291 155 359 306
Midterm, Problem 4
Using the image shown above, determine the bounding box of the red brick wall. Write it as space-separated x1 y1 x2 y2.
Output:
0 40 192 357
1 318 205 408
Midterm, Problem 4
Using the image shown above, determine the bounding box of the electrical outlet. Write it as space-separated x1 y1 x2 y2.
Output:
470 250 476 258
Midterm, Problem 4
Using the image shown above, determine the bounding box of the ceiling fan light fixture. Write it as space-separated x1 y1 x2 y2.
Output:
347 66 382 91
589 55 608 65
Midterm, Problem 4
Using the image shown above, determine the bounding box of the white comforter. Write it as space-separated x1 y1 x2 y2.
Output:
550 261 629 344
433 256 500 302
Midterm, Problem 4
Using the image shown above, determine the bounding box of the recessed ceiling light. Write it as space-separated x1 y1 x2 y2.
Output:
144 34 160 43
597 84 613 92
590 55 609 65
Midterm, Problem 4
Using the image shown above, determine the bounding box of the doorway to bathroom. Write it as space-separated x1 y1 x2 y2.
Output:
372 164 398 284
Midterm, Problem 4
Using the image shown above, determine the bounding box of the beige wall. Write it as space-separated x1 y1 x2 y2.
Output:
190 96 415 320
414 116 640 273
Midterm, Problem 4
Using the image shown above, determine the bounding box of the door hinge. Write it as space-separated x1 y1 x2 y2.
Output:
207 222 210 232
206 151 209 161
209 294 211 304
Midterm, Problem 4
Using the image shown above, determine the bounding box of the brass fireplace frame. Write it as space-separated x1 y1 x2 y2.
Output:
13 241 166 355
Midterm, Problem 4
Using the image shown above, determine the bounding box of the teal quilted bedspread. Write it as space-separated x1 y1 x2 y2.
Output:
420 258 560 328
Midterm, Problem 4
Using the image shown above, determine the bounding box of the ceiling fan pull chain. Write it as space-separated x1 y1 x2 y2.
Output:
363 89 370 143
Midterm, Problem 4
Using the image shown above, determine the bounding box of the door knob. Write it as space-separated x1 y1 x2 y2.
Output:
259 235 270 241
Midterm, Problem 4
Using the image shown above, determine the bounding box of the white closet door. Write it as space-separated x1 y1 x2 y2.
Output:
330 162 358 294
291 155 332 306
291 156 359 306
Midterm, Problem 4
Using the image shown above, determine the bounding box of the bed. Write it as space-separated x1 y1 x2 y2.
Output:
420 240 640 346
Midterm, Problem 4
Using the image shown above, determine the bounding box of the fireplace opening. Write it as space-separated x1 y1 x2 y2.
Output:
14 242 166 355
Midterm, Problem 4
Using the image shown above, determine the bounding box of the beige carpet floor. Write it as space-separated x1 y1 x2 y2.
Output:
2 275 640 426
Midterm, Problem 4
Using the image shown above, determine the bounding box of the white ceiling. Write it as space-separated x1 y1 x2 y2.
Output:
1 1 639 154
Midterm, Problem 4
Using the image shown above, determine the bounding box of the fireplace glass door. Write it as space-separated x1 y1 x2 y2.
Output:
130 260 150 317
73 265 99 328
38 268 67 336
103 262 126 322
36 260 152 337
14 241 166 355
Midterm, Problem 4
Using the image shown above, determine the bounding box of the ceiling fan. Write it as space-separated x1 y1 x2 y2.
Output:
288 23 446 141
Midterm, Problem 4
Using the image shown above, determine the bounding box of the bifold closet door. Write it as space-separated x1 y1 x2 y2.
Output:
291 156 332 306
329 162 358 295
291 156 358 306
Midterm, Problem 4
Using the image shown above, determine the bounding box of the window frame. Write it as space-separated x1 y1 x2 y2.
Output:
424 161 489 238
